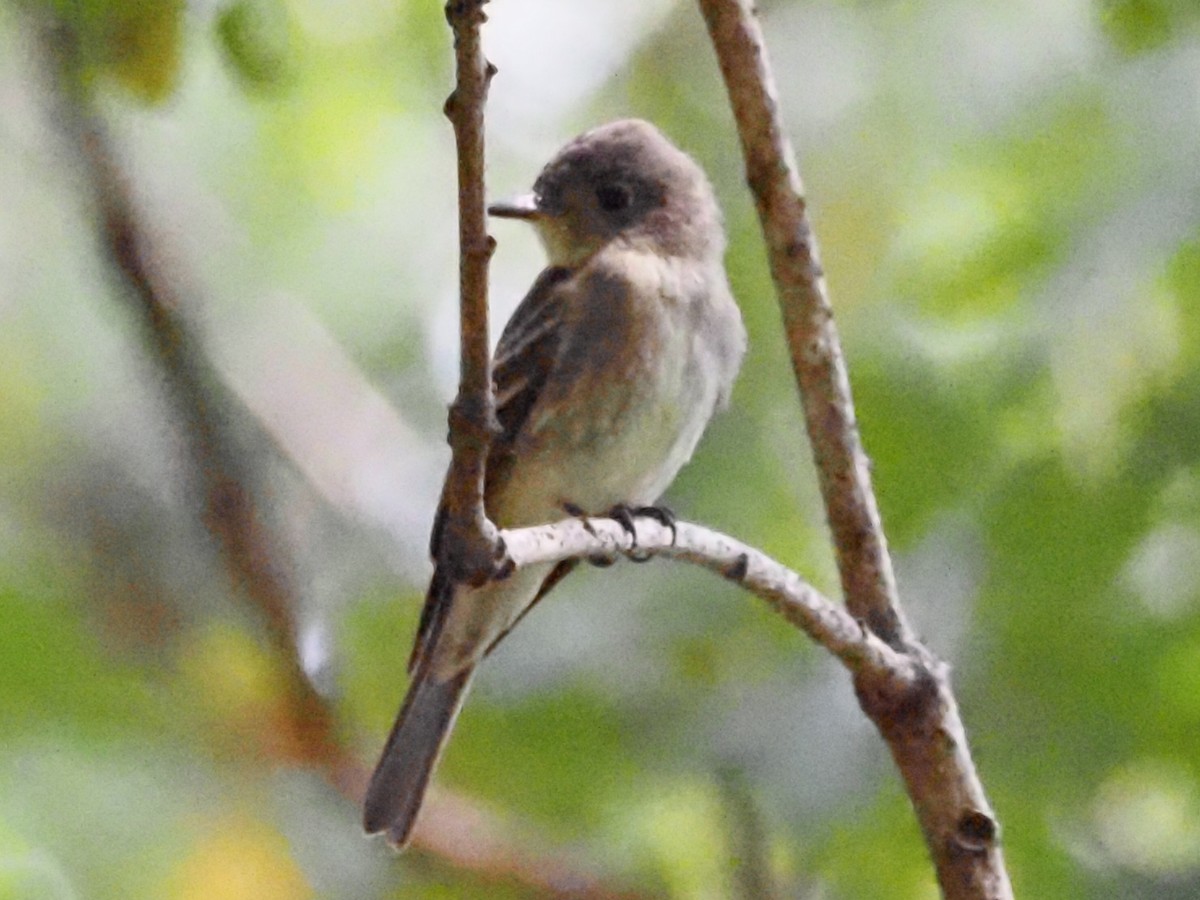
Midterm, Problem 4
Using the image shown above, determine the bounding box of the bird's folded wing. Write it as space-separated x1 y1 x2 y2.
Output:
408 265 574 675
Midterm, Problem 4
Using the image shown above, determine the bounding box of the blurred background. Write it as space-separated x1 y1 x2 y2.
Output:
2 0 1199 897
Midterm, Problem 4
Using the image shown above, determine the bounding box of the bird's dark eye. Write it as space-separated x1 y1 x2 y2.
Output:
595 183 632 213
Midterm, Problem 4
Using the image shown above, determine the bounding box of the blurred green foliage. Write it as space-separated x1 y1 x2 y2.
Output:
216 0 295 93
1101 0 1200 54
32 0 186 101
1 0 1199 898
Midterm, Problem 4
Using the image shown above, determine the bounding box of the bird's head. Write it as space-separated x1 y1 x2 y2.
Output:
489 119 723 267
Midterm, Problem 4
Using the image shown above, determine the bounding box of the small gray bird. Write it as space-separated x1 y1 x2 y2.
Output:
363 119 746 847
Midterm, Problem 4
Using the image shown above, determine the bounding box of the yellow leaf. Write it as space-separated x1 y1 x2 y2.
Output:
105 0 185 104
166 815 312 900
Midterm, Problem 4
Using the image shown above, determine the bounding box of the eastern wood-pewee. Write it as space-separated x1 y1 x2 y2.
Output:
363 119 746 847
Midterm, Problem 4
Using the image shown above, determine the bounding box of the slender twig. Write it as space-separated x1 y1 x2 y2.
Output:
695 1 1013 897
718 769 783 900
414 791 653 900
509 506 1011 896
441 0 503 584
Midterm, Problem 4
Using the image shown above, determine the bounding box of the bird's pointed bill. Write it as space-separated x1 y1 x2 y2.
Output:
488 192 542 220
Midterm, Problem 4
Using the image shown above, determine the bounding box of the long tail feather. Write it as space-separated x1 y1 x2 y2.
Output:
362 667 474 847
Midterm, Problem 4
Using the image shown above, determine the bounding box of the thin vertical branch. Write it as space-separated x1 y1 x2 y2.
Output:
719 769 783 900
696 1 1013 897
440 0 503 582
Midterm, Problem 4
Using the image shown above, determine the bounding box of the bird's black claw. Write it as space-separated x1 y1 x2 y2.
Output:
571 503 672 564
604 503 674 562
603 503 638 547
633 504 677 545
723 552 749 582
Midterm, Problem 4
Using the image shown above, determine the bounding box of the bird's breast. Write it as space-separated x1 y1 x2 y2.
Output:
494 255 735 526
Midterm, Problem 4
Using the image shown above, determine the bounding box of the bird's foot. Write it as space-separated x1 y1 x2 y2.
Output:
605 504 638 544
634 504 677 545
602 503 677 562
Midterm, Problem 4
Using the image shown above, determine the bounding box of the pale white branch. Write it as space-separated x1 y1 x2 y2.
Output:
502 515 917 683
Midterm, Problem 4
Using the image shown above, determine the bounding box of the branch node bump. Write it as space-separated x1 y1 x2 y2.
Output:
954 809 999 853
853 659 939 735
444 0 489 28
493 550 516 581
447 392 501 449
723 552 750 582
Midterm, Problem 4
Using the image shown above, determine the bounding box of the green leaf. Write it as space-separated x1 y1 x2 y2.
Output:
216 0 294 94
1099 0 1199 54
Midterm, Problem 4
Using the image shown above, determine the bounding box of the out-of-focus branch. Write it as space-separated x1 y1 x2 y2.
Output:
208 295 443 566
41 19 345 786
718 770 782 900
34 15 650 898
695 2 1012 898
440 0 503 584
414 791 653 900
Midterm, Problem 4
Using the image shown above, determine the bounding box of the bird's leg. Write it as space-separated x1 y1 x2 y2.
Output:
562 502 619 568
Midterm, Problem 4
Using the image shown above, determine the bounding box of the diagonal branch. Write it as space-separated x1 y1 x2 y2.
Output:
42 20 344 783
697 0 907 649
695 1 1013 897
414 791 653 900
